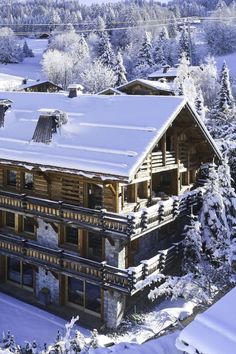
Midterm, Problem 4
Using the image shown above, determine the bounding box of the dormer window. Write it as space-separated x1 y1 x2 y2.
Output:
24 172 33 190
7 170 17 187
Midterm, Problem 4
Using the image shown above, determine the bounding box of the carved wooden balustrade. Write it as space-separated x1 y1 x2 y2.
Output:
0 233 183 295
0 188 203 239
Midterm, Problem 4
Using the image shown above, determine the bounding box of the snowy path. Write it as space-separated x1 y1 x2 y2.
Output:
0 292 89 346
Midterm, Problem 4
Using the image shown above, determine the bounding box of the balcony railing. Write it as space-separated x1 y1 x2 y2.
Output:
0 233 183 295
0 188 204 240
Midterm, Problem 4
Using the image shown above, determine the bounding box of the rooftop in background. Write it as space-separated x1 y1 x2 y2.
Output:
98 78 174 96
177 287 236 354
148 65 201 82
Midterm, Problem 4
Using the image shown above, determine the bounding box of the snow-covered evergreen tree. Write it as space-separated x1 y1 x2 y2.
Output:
97 31 115 68
207 62 236 138
0 27 23 64
153 27 169 67
178 25 191 62
114 51 127 86
174 53 197 105
136 31 153 69
195 89 206 121
23 40 34 58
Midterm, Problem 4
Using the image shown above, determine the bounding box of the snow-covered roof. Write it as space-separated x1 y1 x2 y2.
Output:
177 287 236 354
97 87 126 95
21 80 63 90
148 67 178 79
148 66 201 80
117 79 174 93
0 91 220 181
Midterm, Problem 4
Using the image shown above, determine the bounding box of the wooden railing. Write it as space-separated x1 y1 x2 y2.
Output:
0 188 204 240
128 241 184 294
0 233 183 295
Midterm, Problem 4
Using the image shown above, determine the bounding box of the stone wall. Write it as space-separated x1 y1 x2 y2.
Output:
35 266 60 305
36 218 59 248
104 238 126 268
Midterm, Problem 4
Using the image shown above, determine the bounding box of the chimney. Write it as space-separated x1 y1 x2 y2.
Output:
68 84 84 98
22 78 28 85
162 64 171 74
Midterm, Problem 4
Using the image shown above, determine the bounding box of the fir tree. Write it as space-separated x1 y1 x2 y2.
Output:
195 89 206 121
168 13 178 39
183 214 202 272
153 27 169 67
23 40 34 58
136 31 153 68
114 51 127 86
97 31 115 68
207 61 236 138
178 25 191 62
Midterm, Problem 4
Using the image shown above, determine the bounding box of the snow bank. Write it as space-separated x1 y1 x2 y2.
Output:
177 287 236 354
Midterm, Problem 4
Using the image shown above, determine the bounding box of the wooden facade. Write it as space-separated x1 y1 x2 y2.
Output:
0 98 220 328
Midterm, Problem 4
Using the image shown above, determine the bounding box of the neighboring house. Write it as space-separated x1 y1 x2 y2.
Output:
0 91 220 329
21 80 63 93
148 65 178 82
176 287 236 354
148 65 202 83
98 79 174 96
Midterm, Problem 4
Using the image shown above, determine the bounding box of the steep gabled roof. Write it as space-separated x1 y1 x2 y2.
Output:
0 92 220 181
117 79 174 94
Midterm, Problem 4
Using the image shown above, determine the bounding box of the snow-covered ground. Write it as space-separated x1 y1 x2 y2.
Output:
0 39 47 89
0 293 89 346
0 292 192 353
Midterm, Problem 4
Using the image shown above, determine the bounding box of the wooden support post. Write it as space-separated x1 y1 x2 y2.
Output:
161 133 166 166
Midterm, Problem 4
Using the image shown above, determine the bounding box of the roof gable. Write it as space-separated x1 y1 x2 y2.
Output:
0 92 220 181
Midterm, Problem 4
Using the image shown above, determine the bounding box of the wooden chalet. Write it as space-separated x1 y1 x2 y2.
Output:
21 80 63 93
98 79 174 96
0 92 220 329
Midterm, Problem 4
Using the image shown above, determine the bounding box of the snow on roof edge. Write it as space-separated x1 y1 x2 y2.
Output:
128 98 187 181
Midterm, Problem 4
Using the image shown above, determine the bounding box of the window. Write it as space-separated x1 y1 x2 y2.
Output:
67 277 101 314
68 278 84 306
6 170 17 187
5 212 15 229
24 172 33 190
65 226 78 245
7 257 34 288
23 216 35 234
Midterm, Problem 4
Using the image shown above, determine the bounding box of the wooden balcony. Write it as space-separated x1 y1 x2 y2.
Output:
0 233 183 295
0 188 203 239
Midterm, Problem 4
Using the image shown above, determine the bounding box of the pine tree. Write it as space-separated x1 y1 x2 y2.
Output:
168 13 178 39
183 214 202 272
178 25 191 62
23 40 34 58
136 31 153 68
153 27 169 67
207 61 236 138
195 89 206 121
97 32 115 68
114 51 127 86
